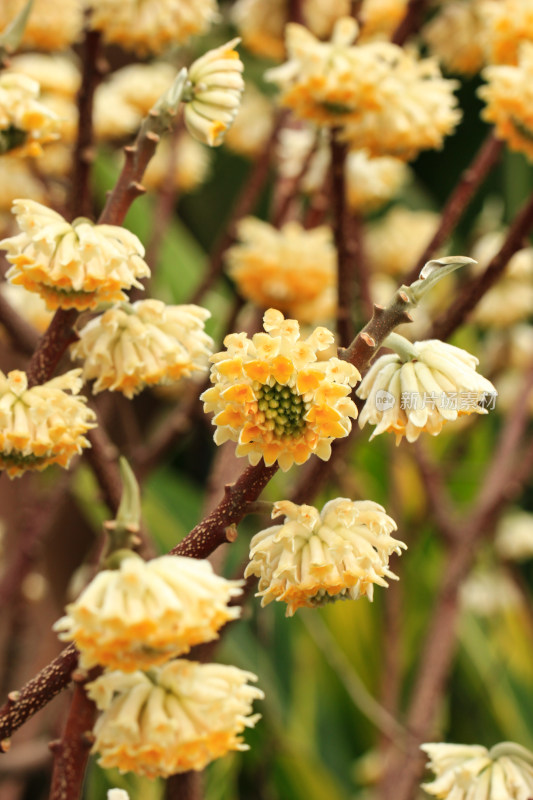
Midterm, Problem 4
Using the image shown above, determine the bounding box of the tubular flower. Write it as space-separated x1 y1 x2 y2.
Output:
0 0 83 51
225 218 336 322
183 39 245 147
357 339 497 444
482 0 533 66
0 369 96 479
201 309 360 471
0 200 150 311
422 0 486 76
87 660 264 778
0 74 60 157
54 554 242 671
87 0 218 56
421 742 533 800
70 300 213 399
479 43 533 162
245 498 406 616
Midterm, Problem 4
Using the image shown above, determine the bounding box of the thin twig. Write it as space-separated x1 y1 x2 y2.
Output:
48 671 98 800
429 190 533 341
67 25 101 220
404 134 504 285
165 772 203 800
391 0 429 45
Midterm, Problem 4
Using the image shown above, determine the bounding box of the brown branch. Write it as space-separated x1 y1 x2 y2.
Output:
170 462 279 558
25 309 78 388
67 26 101 220
165 772 203 800
189 111 285 305
0 644 78 744
404 134 504 285
430 190 533 341
331 135 355 346
48 671 98 800
391 0 429 45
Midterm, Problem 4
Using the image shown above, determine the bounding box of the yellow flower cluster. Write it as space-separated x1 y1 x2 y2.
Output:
357 338 497 444
345 151 410 213
54 554 243 670
245 499 406 616
201 309 360 471
267 18 461 160
421 742 533 800
0 73 60 157
226 218 336 322
483 0 533 66
423 0 486 76
0 0 83 51
0 200 150 311
0 369 95 478
184 38 245 147
480 42 533 162
88 0 218 55
87 661 263 778
70 300 214 398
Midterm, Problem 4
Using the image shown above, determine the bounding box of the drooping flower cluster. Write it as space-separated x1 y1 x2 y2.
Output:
0 73 60 157
421 742 533 800
480 43 533 162
70 300 214 398
87 0 218 55
267 17 461 160
226 218 336 321
87 660 264 778
201 309 360 471
184 38 245 147
54 554 243 670
245 499 405 616
357 338 497 444
0 200 150 310
0 369 96 478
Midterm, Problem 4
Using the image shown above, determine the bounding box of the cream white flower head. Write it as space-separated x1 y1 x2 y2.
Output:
482 0 533 66
88 0 218 55
357 338 497 444
87 660 264 777
480 42 533 163
0 73 60 157
422 0 486 76
70 300 214 398
421 741 533 800
226 218 336 322
0 200 150 311
184 38 245 147
54 553 243 671
201 308 360 471
0 369 96 478
245 498 406 616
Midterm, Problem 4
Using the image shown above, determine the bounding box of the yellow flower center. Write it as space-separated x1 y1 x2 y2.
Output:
255 380 309 439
